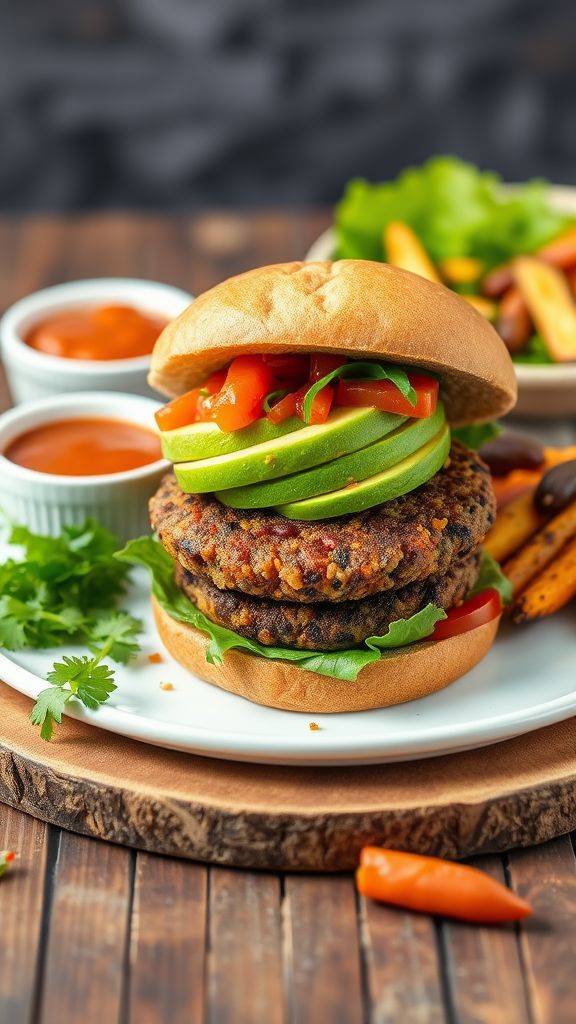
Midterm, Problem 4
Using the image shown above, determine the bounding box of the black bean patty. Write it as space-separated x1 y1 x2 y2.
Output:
175 549 481 651
150 442 495 604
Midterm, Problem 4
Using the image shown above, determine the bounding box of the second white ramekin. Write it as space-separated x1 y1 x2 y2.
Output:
0 277 192 405
0 392 169 540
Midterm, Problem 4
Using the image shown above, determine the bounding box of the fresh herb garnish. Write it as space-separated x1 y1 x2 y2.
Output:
30 610 141 741
0 520 142 740
302 361 416 424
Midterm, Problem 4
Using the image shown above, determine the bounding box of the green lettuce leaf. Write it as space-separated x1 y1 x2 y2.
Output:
334 156 573 270
117 537 448 682
364 604 446 651
452 422 502 450
512 334 555 365
469 549 512 605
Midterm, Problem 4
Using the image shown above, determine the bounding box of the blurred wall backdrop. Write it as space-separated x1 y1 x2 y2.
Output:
1 0 575 210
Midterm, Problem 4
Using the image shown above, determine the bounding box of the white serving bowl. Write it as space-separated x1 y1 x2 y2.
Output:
0 277 192 405
305 185 576 418
0 392 169 540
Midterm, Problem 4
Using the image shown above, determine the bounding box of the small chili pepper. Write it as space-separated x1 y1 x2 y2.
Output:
356 847 532 923
0 850 16 880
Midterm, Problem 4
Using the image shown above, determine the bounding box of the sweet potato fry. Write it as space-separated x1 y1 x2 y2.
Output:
482 226 576 298
484 489 545 563
512 535 576 622
537 225 576 271
513 256 576 362
503 501 576 597
384 222 441 284
545 445 576 467
462 295 497 320
439 256 484 285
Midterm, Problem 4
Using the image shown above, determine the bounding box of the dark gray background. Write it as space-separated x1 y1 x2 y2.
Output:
1 0 575 210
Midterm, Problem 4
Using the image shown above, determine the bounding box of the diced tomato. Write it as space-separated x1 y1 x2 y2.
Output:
310 353 348 381
194 368 228 422
154 368 228 431
266 390 298 424
155 388 203 431
336 372 438 418
295 383 334 424
205 369 227 392
263 354 309 387
266 382 334 425
211 354 274 432
432 589 502 641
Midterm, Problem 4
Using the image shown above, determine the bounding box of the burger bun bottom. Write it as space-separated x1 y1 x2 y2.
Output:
152 596 500 714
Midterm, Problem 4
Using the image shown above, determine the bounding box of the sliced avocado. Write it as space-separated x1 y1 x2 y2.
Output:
275 424 451 520
161 415 306 463
174 408 405 493
219 403 445 509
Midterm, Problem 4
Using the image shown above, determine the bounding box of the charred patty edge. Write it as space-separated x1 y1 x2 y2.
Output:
174 548 482 651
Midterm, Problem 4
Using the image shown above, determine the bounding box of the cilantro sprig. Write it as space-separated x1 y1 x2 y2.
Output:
0 520 142 740
30 612 141 741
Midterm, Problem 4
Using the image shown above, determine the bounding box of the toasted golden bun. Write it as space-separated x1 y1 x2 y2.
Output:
149 261 516 425
152 596 500 713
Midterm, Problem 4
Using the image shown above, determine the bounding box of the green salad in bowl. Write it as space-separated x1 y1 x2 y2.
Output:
309 157 576 369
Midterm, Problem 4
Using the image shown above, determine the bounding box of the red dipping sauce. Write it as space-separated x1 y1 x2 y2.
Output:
4 418 162 476
25 305 167 361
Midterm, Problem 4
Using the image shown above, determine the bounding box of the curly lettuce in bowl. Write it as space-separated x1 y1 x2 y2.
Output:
332 156 576 367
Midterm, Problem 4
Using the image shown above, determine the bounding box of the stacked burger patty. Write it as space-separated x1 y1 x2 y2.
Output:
150 442 496 652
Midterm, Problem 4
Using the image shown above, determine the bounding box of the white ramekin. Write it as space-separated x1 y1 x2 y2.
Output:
0 278 192 405
0 392 169 540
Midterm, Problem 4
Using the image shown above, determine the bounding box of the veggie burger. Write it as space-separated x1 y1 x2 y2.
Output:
146 260 516 712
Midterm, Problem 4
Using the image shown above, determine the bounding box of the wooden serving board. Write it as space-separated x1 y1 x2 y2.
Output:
1 681 576 870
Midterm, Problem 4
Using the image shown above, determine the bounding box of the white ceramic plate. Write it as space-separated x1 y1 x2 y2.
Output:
2 543 576 766
305 185 576 418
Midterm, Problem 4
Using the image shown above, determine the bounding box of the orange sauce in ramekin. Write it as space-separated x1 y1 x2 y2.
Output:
25 305 166 361
4 418 162 476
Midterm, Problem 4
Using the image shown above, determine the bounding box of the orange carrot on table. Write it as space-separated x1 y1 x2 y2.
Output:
0 850 15 880
356 848 532 923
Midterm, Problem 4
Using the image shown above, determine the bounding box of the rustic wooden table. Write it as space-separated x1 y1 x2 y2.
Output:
1 214 576 1024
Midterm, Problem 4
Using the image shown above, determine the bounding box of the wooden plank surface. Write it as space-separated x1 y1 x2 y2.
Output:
129 854 208 1024
207 868 283 1024
359 893 445 1024
1 213 576 1024
0 808 51 1024
509 837 576 1024
284 875 364 1024
38 832 133 1024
